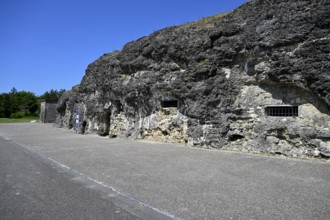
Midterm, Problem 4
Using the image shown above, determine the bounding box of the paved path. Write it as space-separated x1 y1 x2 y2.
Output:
0 137 146 220
0 123 329 219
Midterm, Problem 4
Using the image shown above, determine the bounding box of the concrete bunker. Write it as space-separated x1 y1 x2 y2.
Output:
40 100 58 123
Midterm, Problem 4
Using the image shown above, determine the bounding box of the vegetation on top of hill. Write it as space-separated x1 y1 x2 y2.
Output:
181 11 231 30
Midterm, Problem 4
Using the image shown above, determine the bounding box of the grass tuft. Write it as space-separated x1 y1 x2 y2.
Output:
181 11 232 30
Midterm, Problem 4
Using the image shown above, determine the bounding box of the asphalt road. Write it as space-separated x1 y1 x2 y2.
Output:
0 123 330 220
0 137 171 220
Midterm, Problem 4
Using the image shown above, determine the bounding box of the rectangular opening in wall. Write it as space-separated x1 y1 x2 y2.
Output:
265 106 298 117
112 100 122 113
161 100 178 108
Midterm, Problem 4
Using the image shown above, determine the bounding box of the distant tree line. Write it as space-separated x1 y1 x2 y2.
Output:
39 89 66 102
0 88 65 118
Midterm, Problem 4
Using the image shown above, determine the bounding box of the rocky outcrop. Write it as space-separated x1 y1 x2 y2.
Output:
56 0 330 159
55 85 80 129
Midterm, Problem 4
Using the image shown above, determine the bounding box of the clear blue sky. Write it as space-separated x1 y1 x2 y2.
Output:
0 0 247 95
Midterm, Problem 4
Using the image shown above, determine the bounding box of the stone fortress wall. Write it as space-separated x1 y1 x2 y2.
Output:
55 0 330 159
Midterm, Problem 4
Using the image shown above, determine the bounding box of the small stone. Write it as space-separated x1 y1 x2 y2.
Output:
266 136 280 144
320 151 330 158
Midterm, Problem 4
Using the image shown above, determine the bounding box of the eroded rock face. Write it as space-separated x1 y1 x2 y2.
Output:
55 0 330 158
55 85 80 129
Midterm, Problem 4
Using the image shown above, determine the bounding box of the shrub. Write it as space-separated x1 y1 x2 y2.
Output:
10 112 25 119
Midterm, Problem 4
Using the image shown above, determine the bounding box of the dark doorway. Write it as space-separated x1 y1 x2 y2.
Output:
98 111 111 136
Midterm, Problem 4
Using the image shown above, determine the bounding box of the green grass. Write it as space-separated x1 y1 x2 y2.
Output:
0 116 39 123
181 11 232 29
194 12 231 26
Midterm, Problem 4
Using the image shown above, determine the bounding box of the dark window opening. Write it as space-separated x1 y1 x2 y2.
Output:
265 106 298 117
161 100 178 108
229 134 244 142
112 100 123 113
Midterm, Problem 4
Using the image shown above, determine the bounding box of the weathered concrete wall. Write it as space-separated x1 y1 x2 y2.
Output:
219 84 330 158
76 95 188 144
40 101 58 123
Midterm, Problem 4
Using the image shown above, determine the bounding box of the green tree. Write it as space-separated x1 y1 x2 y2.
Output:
0 93 11 118
0 87 40 118
40 89 65 101
16 91 39 115
0 87 65 118
9 87 19 115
